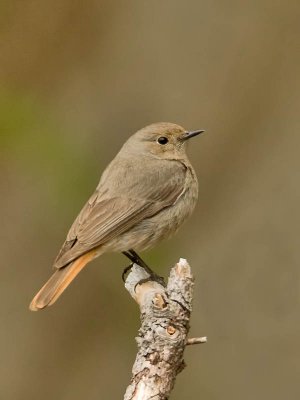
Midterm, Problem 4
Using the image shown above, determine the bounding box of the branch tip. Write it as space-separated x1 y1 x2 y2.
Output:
186 337 207 345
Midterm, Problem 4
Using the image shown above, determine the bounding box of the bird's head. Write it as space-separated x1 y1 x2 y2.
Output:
122 122 205 160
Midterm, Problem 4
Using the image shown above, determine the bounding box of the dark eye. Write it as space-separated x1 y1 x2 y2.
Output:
157 136 169 145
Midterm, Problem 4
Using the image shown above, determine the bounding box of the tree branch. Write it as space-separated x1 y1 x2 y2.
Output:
124 258 205 400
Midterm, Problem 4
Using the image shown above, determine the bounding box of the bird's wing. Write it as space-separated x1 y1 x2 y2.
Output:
54 161 187 269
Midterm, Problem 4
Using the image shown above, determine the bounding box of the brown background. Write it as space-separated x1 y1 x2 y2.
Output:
1 1 299 399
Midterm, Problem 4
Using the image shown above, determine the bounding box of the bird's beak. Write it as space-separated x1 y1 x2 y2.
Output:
181 130 205 141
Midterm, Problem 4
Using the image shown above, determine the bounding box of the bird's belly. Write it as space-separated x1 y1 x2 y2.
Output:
104 185 198 253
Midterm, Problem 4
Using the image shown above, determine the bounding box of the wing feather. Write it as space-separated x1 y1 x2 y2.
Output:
54 159 187 269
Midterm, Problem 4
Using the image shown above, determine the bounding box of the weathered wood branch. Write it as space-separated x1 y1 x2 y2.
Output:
124 258 206 400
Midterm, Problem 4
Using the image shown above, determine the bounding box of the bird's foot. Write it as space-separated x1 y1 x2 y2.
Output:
135 273 166 288
122 249 166 287
122 263 134 282
122 263 165 287
122 250 153 275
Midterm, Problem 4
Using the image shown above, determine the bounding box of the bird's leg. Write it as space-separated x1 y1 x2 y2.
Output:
122 251 141 282
127 250 153 275
122 262 134 282
122 249 165 287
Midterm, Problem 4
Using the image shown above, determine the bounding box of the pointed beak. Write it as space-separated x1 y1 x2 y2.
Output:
181 129 205 141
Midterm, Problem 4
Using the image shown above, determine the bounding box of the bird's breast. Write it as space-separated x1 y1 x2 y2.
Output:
132 166 198 251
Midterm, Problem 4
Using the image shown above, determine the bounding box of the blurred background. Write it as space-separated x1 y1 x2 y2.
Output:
1 1 299 399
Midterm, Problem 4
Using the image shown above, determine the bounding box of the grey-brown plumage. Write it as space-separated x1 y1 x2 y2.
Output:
30 122 204 311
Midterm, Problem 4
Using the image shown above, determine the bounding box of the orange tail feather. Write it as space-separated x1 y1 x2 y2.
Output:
29 251 96 311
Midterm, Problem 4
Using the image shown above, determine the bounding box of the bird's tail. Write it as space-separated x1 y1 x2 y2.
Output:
29 251 95 311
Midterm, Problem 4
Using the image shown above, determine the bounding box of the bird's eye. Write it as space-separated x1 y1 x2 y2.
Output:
157 136 169 145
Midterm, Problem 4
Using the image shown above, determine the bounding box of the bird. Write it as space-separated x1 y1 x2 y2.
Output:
30 122 204 311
